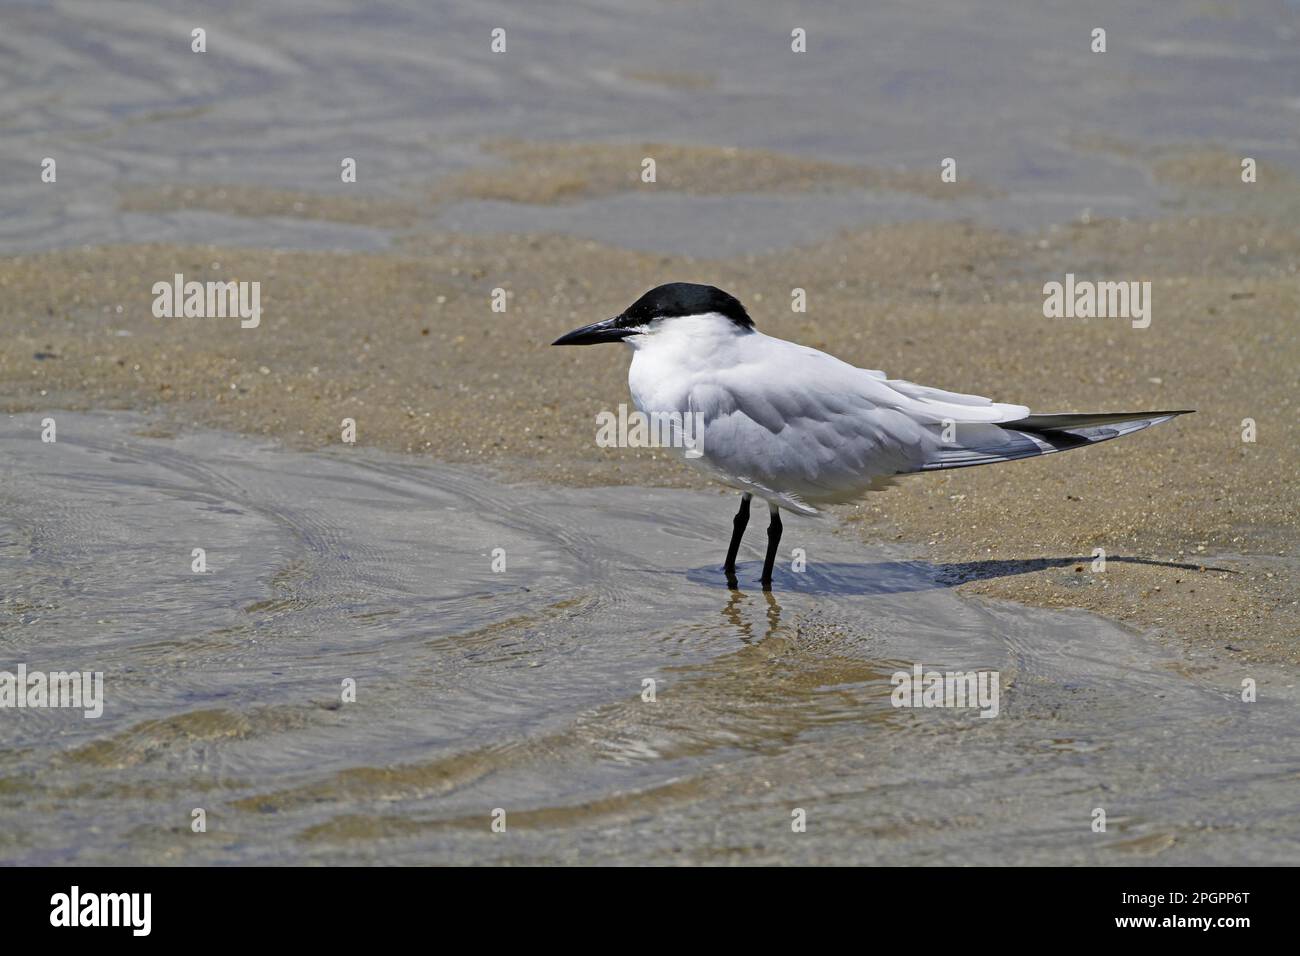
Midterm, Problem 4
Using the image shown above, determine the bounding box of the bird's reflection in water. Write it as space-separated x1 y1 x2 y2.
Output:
670 588 896 751
722 588 783 644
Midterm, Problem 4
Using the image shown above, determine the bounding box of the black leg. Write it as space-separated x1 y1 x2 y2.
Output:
723 492 752 588
761 505 782 591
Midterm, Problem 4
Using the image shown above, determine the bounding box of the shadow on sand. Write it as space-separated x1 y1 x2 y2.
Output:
686 555 1233 596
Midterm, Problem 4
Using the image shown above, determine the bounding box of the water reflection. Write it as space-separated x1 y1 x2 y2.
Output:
721 588 784 644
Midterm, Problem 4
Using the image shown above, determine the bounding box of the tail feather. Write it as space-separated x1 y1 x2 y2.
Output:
919 410 1193 472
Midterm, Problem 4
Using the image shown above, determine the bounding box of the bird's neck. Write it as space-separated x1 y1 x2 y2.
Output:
627 314 755 416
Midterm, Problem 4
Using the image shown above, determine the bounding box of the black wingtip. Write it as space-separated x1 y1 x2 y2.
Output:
1003 409 1195 433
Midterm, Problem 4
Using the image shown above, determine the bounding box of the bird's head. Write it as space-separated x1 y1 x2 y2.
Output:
551 282 754 346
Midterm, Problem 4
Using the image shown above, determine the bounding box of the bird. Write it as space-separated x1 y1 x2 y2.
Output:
553 282 1192 591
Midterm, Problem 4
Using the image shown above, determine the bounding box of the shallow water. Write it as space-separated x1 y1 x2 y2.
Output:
2 0 1298 254
1 412 1295 864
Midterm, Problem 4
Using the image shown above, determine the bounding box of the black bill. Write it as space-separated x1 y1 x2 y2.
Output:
551 316 638 346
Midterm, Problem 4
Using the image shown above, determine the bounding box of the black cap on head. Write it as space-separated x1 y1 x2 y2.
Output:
552 282 754 345
620 283 753 329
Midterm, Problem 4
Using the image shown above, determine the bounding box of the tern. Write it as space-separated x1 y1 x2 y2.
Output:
554 283 1191 591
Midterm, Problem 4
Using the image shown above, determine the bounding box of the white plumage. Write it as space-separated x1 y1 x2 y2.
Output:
628 312 1028 514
